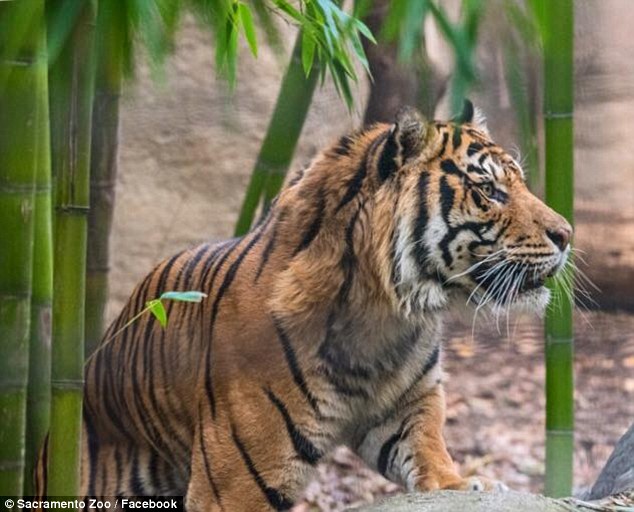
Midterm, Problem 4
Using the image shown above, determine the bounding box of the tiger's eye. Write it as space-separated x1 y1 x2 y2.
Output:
480 183 494 196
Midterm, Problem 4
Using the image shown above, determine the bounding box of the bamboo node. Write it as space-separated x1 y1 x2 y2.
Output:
546 429 574 436
50 379 85 390
0 460 25 471
544 111 573 120
54 205 90 215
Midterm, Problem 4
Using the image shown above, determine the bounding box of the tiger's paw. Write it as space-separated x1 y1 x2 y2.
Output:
443 476 509 492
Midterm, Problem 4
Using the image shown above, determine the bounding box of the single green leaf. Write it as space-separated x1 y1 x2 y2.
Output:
272 0 305 23
349 31 370 75
355 19 376 44
226 14 239 86
238 2 258 57
146 299 168 328
160 291 208 303
301 29 316 75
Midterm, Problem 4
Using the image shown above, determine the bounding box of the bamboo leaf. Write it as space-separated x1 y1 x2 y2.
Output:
301 29 316 75
146 299 167 328
238 2 258 57
355 19 376 44
160 291 208 303
251 0 284 55
222 10 239 87
272 0 305 24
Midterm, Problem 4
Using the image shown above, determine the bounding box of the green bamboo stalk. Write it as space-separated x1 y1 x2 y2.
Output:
0 1 44 497
85 0 124 358
234 33 319 236
23 28 53 495
47 0 97 500
542 0 574 498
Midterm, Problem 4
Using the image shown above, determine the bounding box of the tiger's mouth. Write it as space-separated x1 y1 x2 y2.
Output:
467 259 554 304
518 274 545 293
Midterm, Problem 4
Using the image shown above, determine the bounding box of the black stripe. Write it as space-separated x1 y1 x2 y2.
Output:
337 202 362 304
319 365 372 398
452 127 462 150
392 347 442 408
265 388 323 465
142 253 190 453
272 316 320 414
439 219 495 268
287 166 306 187
183 242 231 327
147 451 161 494
467 164 488 176
438 131 449 156
333 133 355 156
376 409 423 477
130 449 146 496
155 261 193 459
198 405 224 507
95 273 153 446
100 270 155 443
412 172 430 275
256 210 285 281
84 408 99 498
377 430 402 477
318 346 373 379
440 159 463 177
422 345 440 375
255 228 276 281
471 188 486 211
335 131 388 212
377 132 399 181
467 142 484 157
439 175 455 223
113 445 123 496
201 240 242 417
293 189 325 255
231 427 294 511
200 240 238 288
182 244 212 287
206 225 269 418
389 227 401 292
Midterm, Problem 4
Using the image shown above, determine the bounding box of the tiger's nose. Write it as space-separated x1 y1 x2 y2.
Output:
546 226 572 251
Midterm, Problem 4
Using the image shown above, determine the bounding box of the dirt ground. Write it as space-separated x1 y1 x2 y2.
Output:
106 1 634 509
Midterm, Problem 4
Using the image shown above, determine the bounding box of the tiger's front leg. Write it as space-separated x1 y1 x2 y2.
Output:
356 384 507 492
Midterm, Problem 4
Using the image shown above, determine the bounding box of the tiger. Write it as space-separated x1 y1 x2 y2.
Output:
36 101 572 511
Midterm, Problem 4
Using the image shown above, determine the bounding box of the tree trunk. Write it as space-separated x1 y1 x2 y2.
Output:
85 0 124 358
47 0 97 499
0 0 45 497
361 0 442 124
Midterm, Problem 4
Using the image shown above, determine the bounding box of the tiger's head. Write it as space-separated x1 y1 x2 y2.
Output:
274 102 571 323
368 102 572 316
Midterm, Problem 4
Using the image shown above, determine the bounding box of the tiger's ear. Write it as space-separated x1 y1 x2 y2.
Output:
454 98 489 133
377 106 430 182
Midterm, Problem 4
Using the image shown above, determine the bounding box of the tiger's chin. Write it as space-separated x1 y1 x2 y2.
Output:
448 284 551 321
490 286 551 316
